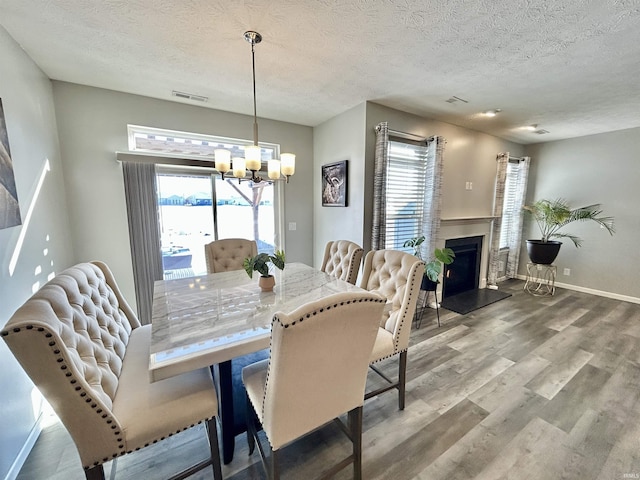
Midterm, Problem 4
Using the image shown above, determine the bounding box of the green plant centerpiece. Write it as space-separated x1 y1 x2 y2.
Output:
403 236 455 289
523 198 614 264
243 250 286 292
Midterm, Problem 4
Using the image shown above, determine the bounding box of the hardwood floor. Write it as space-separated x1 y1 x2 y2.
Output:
16 279 640 479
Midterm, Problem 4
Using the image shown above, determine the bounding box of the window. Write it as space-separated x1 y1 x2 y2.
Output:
128 125 283 279
499 160 521 249
384 140 429 252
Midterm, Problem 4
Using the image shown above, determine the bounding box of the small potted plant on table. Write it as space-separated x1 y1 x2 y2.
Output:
243 250 286 292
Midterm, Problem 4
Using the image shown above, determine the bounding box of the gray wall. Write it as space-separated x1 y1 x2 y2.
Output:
312 101 524 288
362 103 524 288
364 102 525 225
0 27 73 479
524 128 640 299
52 82 315 307
313 103 367 267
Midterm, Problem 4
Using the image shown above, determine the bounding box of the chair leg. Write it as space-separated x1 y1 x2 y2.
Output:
206 418 223 480
398 351 407 410
349 406 363 480
246 393 256 455
84 465 105 480
269 448 280 480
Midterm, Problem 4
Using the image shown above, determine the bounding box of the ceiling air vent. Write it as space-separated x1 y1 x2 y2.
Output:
172 90 208 102
445 96 469 104
534 129 549 135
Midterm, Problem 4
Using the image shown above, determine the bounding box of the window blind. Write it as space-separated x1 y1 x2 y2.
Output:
384 140 429 251
499 160 521 248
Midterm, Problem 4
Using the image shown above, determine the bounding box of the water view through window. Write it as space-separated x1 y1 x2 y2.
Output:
157 172 275 278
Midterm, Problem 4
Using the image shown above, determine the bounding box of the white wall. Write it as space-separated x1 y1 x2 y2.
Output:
313 103 367 267
0 27 73 479
524 128 640 299
52 82 314 307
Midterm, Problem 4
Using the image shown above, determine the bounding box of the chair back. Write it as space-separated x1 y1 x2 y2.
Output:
261 291 385 449
359 249 424 356
320 240 364 284
1 261 139 465
205 238 258 273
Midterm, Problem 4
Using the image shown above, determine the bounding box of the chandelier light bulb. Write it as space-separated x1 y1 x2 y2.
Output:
214 149 231 174
233 157 246 178
268 159 281 179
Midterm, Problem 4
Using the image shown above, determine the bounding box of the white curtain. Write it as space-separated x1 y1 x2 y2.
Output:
372 122 389 250
421 136 445 260
487 154 531 285
122 161 163 324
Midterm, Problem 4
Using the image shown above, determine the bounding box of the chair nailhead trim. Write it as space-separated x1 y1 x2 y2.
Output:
262 296 386 420
3 325 219 470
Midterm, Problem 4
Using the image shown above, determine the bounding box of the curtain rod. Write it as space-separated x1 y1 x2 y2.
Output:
388 129 427 142
116 151 217 168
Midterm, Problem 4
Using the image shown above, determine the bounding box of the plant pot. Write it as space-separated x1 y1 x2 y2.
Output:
526 240 562 265
421 275 438 291
258 275 275 292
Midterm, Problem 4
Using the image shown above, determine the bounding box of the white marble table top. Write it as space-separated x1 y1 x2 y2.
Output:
149 263 364 381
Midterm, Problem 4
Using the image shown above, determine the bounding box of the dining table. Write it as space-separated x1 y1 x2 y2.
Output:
150 262 366 464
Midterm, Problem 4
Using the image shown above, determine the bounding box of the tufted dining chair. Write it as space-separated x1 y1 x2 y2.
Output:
1 261 222 480
204 236 266 464
242 291 386 480
205 237 258 273
359 249 424 410
320 240 364 285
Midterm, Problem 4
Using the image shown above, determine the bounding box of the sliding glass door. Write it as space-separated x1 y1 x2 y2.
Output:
157 169 276 278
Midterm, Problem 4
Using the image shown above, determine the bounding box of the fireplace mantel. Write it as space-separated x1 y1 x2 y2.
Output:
441 216 497 225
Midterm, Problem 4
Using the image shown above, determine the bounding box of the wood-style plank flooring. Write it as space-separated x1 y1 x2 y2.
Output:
16 279 640 479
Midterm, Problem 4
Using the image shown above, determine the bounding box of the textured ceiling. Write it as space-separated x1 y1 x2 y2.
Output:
1 0 639 144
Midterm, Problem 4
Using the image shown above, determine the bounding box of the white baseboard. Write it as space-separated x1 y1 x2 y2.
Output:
515 274 640 304
3 414 43 480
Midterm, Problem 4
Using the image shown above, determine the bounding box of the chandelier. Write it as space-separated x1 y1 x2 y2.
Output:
214 31 295 183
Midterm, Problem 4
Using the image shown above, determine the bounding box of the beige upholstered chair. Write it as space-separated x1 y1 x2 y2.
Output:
320 240 364 284
1 262 222 480
205 237 258 273
359 249 425 410
242 291 386 480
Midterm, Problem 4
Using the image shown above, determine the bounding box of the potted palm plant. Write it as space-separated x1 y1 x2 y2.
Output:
403 236 455 290
243 250 286 291
523 198 615 264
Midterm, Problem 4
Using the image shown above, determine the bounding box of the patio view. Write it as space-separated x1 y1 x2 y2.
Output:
157 172 275 278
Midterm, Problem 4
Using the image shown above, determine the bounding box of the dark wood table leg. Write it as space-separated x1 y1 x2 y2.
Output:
214 360 235 464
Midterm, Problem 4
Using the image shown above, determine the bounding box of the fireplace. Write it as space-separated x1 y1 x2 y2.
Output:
442 236 483 298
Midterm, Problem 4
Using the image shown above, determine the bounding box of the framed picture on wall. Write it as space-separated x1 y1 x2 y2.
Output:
321 160 348 207
0 98 22 230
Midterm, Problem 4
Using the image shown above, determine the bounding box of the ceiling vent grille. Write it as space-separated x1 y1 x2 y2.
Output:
172 90 208 102
445 96 469 104
534 129 549 134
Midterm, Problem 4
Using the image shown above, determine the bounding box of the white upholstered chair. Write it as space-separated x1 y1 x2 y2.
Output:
359 249 425 410
320 239 364 285
242 291 386 480
205 237 258 273
1 262 222 480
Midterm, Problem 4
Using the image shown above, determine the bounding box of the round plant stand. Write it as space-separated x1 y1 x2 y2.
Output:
524 262 556 296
